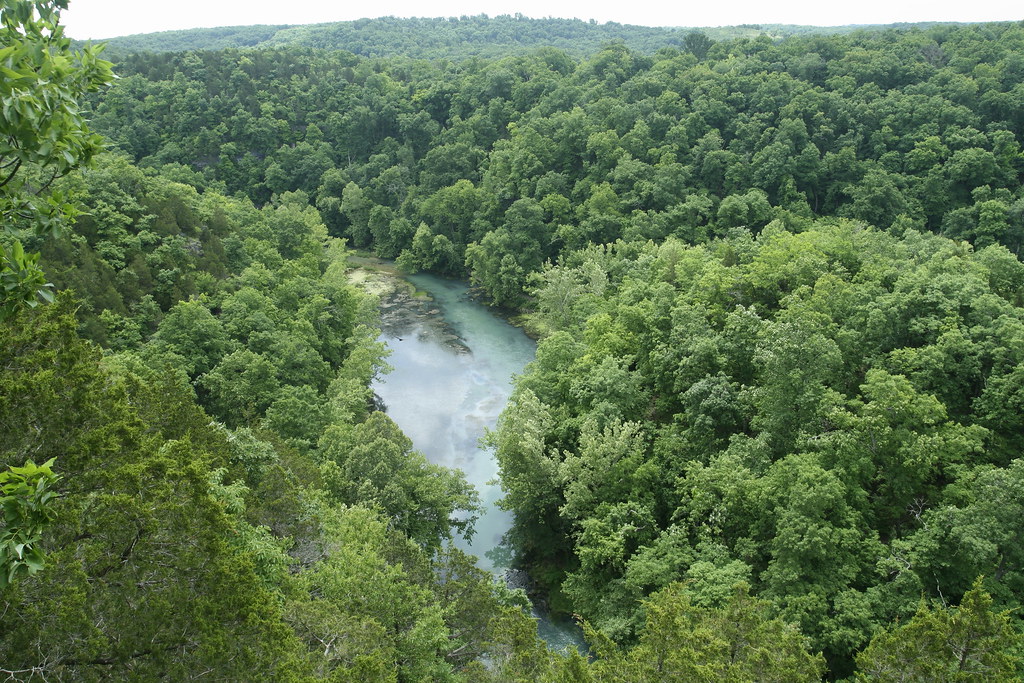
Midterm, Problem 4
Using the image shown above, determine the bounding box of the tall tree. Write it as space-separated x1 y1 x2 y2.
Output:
856 580 1022 682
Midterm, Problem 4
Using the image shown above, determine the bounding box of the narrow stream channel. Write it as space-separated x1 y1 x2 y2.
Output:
371 272 583 652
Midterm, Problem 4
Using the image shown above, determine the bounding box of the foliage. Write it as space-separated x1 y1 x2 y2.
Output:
0 239 52 321
586 583 826 681
94 16 963 61
0 457 58 588
856 579 1022 681
319 411 481 548
6 11 1024 680
82 21 1024 307
0 0 112 316
497 222 1024 675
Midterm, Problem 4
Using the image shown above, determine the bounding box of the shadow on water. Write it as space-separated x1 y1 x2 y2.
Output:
371 270 585 653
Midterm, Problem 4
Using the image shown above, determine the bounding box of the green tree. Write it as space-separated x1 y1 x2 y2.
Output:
588 583 825 681
147 298 231 377
856 580 1021 682
341 180 374 247
683 31 714 61
285 504 455 681
0 0 113 316
199 348 280 427
319 412 479 548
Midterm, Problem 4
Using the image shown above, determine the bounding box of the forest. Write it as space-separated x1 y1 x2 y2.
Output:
90 17 902 61
3 1 1024 680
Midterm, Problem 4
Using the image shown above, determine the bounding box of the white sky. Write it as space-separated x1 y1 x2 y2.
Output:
62 0 1021 41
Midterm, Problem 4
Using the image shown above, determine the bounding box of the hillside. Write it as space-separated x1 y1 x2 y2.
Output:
89 15 968 60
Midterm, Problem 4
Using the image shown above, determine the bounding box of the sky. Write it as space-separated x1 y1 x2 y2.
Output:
61 0 1021 40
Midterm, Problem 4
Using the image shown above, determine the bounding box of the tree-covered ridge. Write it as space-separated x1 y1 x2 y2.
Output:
96 16 689 59
495 221 1024 676
86 24 290 54
88 16 944 60
87 21 1024 310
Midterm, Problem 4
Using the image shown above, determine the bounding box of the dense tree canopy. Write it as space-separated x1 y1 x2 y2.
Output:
90 16 885 61
83 21 1024 311
4 9 1024 680
495 222 1024 675
1 162 550 679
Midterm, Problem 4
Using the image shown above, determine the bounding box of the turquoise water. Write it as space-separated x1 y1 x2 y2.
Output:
372 272 583 653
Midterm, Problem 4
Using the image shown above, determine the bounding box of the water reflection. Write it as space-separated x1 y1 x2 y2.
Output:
372 272 584 652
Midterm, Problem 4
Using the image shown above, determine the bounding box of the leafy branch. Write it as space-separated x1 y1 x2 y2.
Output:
0 457 60 589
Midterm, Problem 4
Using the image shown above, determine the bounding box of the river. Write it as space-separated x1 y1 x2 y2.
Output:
371 271 583 652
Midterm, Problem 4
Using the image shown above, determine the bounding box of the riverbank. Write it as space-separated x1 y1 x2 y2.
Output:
346 254 469 353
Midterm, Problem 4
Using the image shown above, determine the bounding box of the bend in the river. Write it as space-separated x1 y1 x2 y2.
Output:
368 268 582 651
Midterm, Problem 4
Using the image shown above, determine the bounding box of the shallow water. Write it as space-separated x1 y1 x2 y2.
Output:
372 272 583 652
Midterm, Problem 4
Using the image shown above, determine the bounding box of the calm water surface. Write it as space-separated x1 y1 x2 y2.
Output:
372 272 582 651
